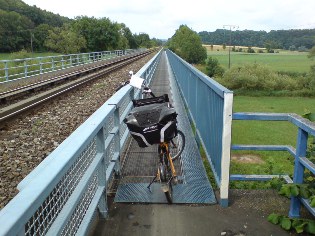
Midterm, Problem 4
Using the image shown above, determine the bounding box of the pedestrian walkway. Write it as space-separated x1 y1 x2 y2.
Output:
92 52 304 236
114 51 216 204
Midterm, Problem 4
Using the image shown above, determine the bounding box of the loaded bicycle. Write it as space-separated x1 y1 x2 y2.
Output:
121 72 185 203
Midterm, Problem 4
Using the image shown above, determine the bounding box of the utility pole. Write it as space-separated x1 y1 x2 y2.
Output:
223 25 238 69
30 31 34 55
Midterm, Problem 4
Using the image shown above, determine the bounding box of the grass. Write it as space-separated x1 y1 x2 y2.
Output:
205 45 312 73
0 52 61 61
197 46 315 189
229 96 315 188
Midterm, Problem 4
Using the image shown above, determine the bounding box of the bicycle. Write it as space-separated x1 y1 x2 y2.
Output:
122 72 185 203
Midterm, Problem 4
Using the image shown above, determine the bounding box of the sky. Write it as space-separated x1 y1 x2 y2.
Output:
22 0 315 39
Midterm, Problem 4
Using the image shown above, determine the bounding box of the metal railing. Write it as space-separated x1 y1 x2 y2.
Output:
0 49 145 83
166 49 233 207
232 112 315 217
0 49 161 236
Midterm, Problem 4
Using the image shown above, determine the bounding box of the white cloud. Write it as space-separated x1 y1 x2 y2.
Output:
23 0 315 39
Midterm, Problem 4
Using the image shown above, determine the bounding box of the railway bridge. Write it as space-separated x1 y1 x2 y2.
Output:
0 49 315 235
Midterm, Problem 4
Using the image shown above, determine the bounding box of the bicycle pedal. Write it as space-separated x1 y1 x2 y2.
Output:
161 184 169 193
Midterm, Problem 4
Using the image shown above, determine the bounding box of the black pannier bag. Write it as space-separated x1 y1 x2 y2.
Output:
124 95 178 148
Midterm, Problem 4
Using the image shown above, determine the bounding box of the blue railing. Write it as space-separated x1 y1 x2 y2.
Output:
232 112 315 217
0 49 144 83
166 49 233 207
0 49 162 236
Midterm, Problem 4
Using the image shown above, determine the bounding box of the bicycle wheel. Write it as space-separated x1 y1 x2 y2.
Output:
158 164 167 182
170 130 185 161
164 181 173 204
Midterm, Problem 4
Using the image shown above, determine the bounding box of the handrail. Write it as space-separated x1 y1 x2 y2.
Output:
166 49 233 207
232 111 315 217
0 49 162 236
0 49 145 83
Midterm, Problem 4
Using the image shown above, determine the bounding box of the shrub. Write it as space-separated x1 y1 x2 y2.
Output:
205 56 225 77
221 63 300 91
247 47 255 53
9 49 32 60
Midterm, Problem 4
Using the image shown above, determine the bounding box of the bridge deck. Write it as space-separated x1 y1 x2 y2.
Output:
114 51 216 204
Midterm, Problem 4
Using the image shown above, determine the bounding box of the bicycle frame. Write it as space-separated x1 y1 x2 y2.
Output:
159 142 177 180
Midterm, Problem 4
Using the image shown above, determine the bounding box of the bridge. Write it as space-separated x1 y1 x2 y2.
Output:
0 49 315 235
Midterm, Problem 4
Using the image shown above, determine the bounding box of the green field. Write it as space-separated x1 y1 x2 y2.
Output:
230 96 315 188
233 96 315 146
0 52 61 61
207 49 312 73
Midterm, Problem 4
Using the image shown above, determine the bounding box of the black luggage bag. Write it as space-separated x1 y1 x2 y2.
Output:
124 95 178 148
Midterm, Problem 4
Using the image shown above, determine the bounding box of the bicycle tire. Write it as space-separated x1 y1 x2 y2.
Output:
170 130 185 161
164 181 173 204
159 164 167 182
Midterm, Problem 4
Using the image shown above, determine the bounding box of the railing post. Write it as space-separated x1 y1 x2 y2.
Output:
112 107 121 175
39 58 43 74
5 61 9 81
61 56 65 69
24 60 27 78
52 58 55 71
220 92 233 207
289 128 308 217
96 128 108 218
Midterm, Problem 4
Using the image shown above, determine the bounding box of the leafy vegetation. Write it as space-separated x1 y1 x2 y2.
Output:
167 25 207 64
0 0 162 54
217 63 315 96
266 112 315 234
205 56 224 77
199 29 315 50
201 45 315 97
268 213 315 234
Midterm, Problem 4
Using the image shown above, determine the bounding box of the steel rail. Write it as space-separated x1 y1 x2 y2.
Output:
0 49 155 124
0 50 152 101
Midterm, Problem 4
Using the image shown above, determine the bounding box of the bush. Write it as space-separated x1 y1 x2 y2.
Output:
221 63 300 91
247 47 255 53
205 56 225 77
9 49 32 60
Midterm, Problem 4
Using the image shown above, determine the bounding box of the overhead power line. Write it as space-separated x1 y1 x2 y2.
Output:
223 25 239 69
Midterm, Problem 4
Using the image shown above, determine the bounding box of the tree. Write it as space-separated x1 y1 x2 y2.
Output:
135 33 152 48
205 56 225 77
45 24 86 54
199 29 315 50
308 45 315 91
247 47 255 53
117 23 138 49
0 9 34 52
33 24 53 52
168 25 207 64
71 16 120 52
309 46 315 59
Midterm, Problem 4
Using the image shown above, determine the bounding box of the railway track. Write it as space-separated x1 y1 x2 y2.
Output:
0 50 156 209
0 49 154 124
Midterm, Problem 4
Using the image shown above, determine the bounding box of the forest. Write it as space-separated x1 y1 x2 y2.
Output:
0 0 162 53
199 29 315 51
1 0 315 54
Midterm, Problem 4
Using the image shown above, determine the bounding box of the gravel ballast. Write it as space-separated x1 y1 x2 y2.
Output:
0 54 154 209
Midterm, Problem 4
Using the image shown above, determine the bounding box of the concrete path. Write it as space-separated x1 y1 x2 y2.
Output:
93 189 306 236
